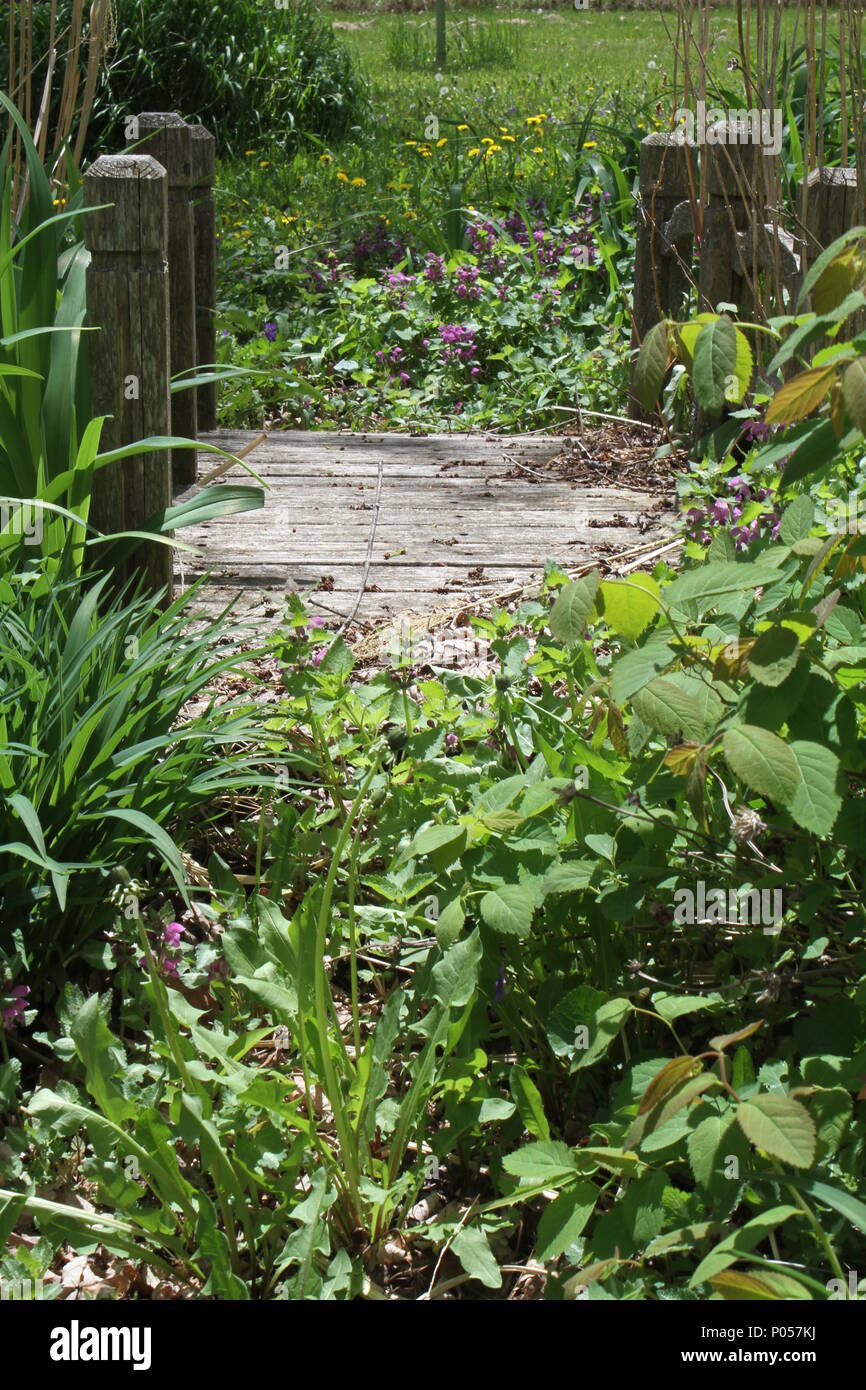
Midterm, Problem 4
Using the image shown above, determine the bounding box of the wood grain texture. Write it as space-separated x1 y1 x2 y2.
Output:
172 430 675 636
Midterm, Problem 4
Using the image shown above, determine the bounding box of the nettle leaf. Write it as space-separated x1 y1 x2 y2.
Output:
788 740 843 836
692 314 738 413
721 725 800 807
634 318 671 410
549 571 600 647
729 327 754 403
598 574 660 640
747 625 801 687
535 1183 598 1263
631 678 706 740
479 883 538 937
779 495 814 545
765 365 837 425
842 356 866 434
503 1140 579 1184
736 1093 816 1168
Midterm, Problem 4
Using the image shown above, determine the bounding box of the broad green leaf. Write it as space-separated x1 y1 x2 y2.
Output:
842 355 866 433
599 574 660 640
610 634 675 704
451 1226 502 1289
690 1206 802 1286
692 315 738 413
664 561 780 613
634 319 671 410
509 1065 550 1142
765 365 836 424
549 571 600 646
535 1183 597 1262
736 1093 816 1168
722 725 800 806
747 625 801 687
788 741 843 836
404 823 467 872
480 883 537 937
631 678 706 740
502 1141 579 1184
431 929 482 1008
710 1269 812 1300
780 495 815 546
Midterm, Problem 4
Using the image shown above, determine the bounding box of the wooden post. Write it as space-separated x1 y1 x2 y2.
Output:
83 154 172 595
435 0 446 70
699 119 782 320
190 124 217 432
130 112 198 482
629 133 694 419
796 167 864 344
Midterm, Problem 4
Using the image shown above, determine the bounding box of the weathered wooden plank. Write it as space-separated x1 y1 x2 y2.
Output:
132 113 198 482
84 154 172 594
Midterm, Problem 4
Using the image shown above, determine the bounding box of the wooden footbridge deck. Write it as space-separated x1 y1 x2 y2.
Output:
173 430 676 635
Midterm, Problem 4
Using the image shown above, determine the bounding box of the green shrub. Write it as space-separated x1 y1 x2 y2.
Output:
13 0 368 154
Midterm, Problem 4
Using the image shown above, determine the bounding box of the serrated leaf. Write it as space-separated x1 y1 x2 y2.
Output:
765 365 836 424
736 1093 816 1168
503 1140 579 1184
479 884 537 937
631 678 706 740
779 494 815 545
431 929 481 1008
610 635 675 704
722 725 800 806
788 740 843 836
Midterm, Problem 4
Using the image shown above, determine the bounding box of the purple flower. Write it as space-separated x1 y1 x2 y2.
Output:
164 921 185 950
311 645 326 668
445 732 459 752
2 984 29 1028
710 499 730 524
263 322 277 342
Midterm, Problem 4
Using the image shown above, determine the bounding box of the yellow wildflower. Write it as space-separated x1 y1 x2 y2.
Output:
437 137 448 147
245 149 256 157
405 140 418 147
260 160 269 169
457 124 469 132
336 171 349 182
319 152 333 163
583 141 598 149
468 147 480 157
351 177 366 186
502 135 515 143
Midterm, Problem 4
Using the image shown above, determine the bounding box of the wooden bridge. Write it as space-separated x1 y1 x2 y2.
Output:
172 428 677 636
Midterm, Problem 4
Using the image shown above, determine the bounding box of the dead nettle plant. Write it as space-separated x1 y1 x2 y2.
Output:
4 0 115 212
